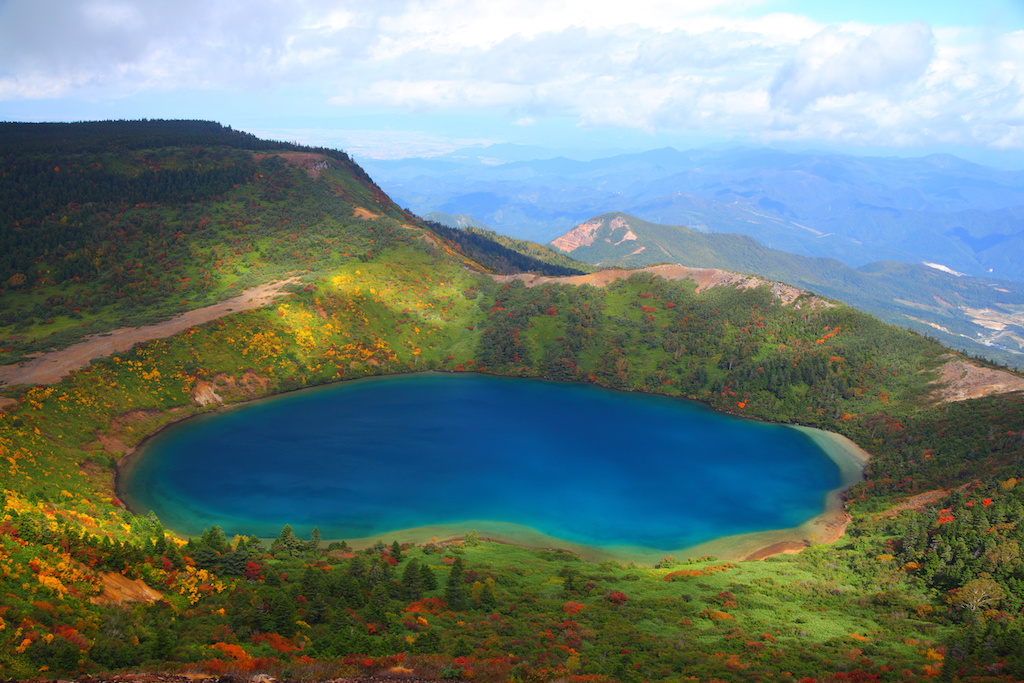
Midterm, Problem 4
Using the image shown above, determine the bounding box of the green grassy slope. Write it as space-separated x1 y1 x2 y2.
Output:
1 123 1023 681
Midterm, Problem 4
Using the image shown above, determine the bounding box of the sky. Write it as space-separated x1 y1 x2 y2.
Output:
1 0 1024 165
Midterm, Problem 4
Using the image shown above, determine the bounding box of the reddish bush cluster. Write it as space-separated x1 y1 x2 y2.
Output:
606 591 628 605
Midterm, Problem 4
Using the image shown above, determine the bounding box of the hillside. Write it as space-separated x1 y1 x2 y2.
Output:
2 122 1024 681
363 146 1024 283
551 212 1024 369
0 121 576 367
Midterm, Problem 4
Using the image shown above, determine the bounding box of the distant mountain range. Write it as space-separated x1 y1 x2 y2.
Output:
548 212 1024 369
364 146 1024 283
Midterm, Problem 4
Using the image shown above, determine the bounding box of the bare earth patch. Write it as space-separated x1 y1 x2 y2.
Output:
0 278 298 388
932 358 1024 403
882 489 954 518
255 151 333 178
743 510 852 561
744 540 808 561
89 570 163 606
550 218 603 252
354 206 383 219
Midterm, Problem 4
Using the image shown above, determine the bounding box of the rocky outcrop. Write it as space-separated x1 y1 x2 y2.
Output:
190 370 272 406
552 215 638 253
190 380 223 406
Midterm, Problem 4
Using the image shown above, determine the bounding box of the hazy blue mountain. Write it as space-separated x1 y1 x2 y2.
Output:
551 212 1024 369
423 211 494 230
363 146 1024 282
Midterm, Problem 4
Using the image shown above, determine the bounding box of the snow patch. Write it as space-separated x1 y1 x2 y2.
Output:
922 262 965 277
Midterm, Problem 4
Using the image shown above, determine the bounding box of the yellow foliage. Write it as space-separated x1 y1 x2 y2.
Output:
37 573 67 596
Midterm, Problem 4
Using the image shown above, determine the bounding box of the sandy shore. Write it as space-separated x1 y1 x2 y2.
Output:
0 278 299 388
326 426 869 565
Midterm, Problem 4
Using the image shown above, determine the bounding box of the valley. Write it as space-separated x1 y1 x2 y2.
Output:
365 146 1024 282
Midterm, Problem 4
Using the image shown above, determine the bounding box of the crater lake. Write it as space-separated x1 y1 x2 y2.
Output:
120 373 860 560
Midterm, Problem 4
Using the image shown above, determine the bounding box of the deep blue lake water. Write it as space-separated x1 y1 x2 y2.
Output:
120 373 843 551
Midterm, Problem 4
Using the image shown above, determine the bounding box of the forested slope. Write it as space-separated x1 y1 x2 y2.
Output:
0 122 1023 681
551 212 1024 369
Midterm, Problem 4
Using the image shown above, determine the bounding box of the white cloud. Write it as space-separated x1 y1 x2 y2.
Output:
769 22 935 111
0 0 304 94
0 0 1021 153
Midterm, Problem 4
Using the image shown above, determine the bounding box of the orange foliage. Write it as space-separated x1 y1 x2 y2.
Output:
701 610 734 620
405 597 448 614
212 642 250 661
563 601 586 615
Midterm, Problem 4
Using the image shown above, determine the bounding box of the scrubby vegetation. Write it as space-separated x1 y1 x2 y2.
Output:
1 121 1024 681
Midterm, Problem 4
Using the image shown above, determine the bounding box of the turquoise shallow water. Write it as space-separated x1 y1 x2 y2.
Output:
120 373 842 551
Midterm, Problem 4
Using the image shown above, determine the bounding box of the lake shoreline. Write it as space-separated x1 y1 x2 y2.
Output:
325 426 867 564
118 372 868 565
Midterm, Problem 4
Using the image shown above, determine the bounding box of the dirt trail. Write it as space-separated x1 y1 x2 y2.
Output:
492 263 815 306
0 278 298 388
880 484 973 519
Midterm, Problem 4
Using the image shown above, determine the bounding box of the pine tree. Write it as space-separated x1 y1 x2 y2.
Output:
271 524 304 556
402 559 423 600
445 557 469 610
200 525 229 553
420 562 438 591
481 577 499 607
366 583 392 625
269 591 297 636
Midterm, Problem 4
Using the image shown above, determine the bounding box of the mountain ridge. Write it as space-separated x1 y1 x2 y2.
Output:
551 211 1024 369
362 144 1024 281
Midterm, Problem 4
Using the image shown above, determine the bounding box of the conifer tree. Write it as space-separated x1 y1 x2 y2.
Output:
271 524 304 556
420 562 438 591
269 591 297 636
401 558 423 600
366 583 392 625
200 525 229 552
445 556 469 610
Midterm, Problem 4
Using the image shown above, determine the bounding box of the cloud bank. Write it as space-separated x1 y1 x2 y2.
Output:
0 0 1021 152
